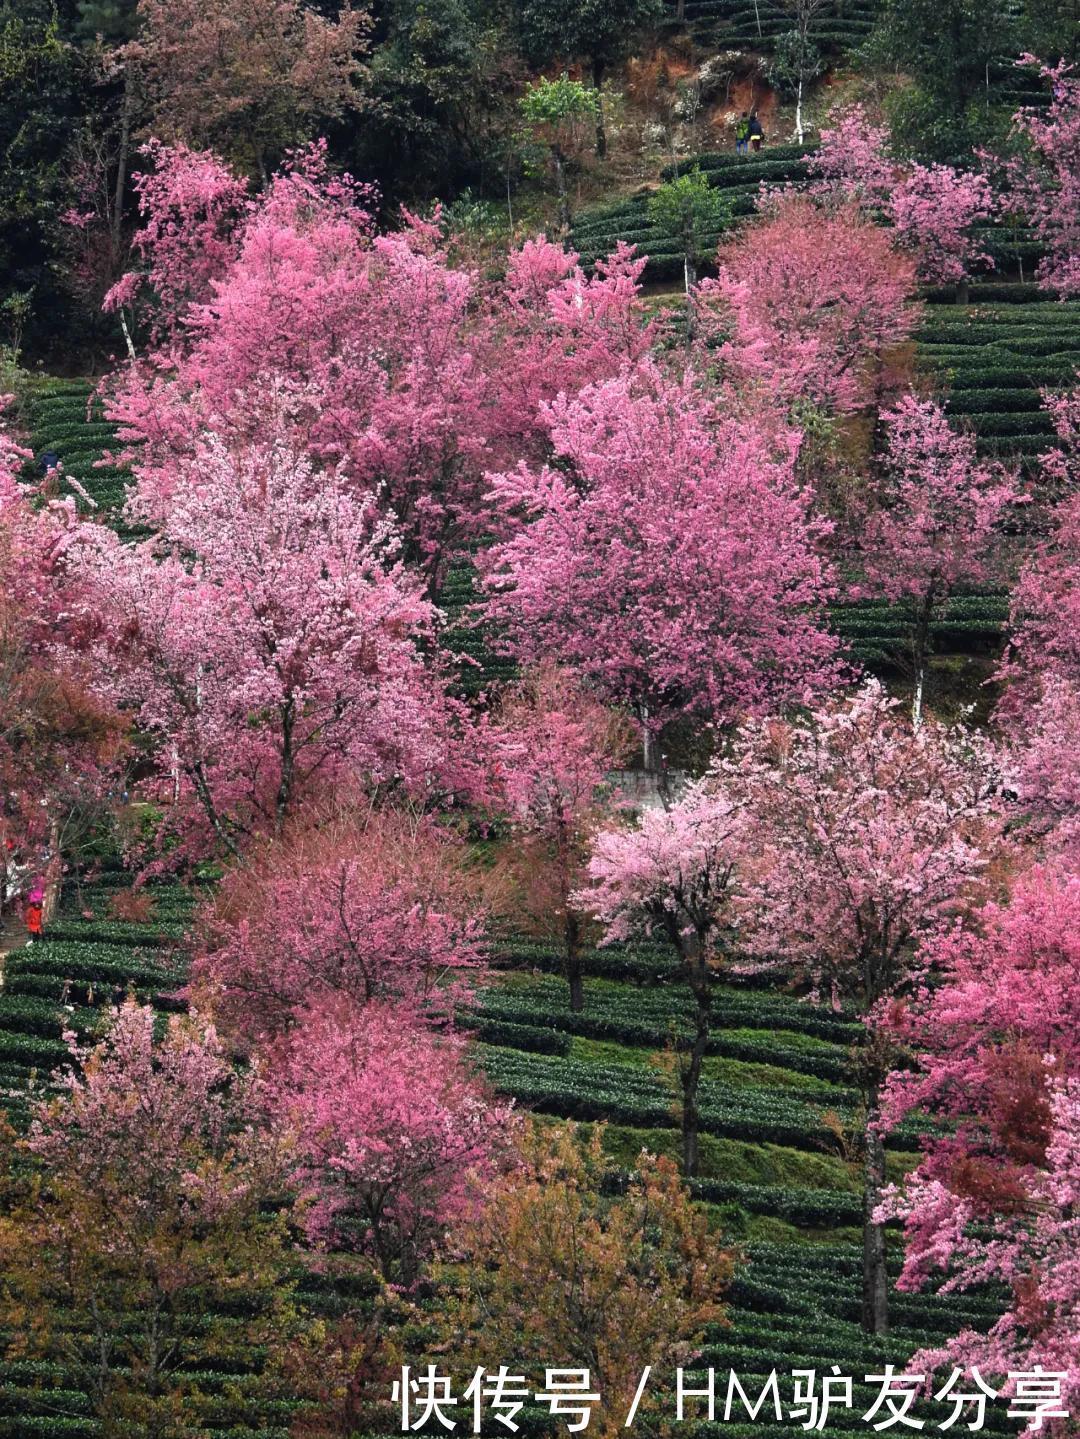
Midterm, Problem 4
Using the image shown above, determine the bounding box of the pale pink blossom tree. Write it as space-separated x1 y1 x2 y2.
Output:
481 361 842 760
578 780 747 1176
492 664 634 1012
264 995 513 1285
72 422 465 863
1008 58 1080 297
19 1000 293 1415
855 395 1020 724
727 681 1002 1333
27 998 282 1199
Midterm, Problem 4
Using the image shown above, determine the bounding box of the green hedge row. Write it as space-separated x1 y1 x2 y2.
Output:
3 941 183 990
43 917 186 947
473 991 854 1080
691 1177 861 1225
481 969 861 1041
474 1044 859 1150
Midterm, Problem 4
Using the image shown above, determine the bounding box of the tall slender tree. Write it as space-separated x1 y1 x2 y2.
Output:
729 682 1001 1332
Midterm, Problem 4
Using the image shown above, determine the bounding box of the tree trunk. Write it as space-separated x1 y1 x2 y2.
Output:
794 75 805 145
565 910 585 1013
913 666 925 731
862 1084 890 1334
640 700 654 772
676 0 685 18
111 68 133 257
274 701 296 836
678 936 712 1179
954 278 970 304
684 251 697 345
592 60 607 158
552 147 571 236
680 1002 709 1177
911 589 935 730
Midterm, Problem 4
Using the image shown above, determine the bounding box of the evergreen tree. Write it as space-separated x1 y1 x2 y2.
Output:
868 0 1017 162
512 0 663 155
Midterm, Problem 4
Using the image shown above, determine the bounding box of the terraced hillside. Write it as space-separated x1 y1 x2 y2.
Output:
663 0 879 55
25 382 143 536
12 172 1072 1413
571 146 816 284
0 873 1021 1438
921 288 1080 468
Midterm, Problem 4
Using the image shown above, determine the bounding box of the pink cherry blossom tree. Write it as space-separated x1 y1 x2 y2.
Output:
809 107 995 299
123 0 369 179
1040 382 1080 496
1007 674 1080 856
882 1074 1080 1430
1008 58 1080 297
491 663 635 1012
14 1000 294 1423
700 193 919 416
102 145 653 600
0 406 123 904
997 381 1080 854
27 998 283 1197
103 139 249 344
490 238 656 465
807 104 894 206
481 361 842 759
889 163 995 296
879 862 1080 1155
727 680 1002 1333
264 994 513 1285
578 780 747 1176
877 863 1080 1419
1003 484 1080 699
855 395 1020 724
191 804 487 1046
71 420 466 864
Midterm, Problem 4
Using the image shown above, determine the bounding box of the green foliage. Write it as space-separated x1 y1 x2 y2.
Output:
767 26 825 98
347 0 519 202
74 0 138 44
866 0 1019 161
570 147 814 281
519 73 598 130
647 166 730 265
0 0 83 354
519 75 598 219
1018 0 1080 63
512 0 663 76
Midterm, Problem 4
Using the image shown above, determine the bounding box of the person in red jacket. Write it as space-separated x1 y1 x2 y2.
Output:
25 879 44 941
